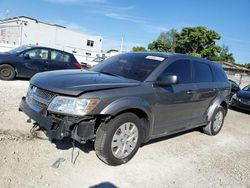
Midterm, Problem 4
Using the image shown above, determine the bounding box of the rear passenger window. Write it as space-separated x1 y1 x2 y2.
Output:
213 66 228 82
161 60 191 84
193 61 213 83
51 51 70 63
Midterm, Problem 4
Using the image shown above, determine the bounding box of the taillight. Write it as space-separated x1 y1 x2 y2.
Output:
74 62 82 69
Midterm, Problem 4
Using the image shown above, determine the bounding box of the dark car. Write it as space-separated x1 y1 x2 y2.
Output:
0 45 81 80
229 79 241 99
19 53 231 165
230 84 250 111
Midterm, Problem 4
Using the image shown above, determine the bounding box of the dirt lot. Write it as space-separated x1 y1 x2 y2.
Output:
0 80 250 188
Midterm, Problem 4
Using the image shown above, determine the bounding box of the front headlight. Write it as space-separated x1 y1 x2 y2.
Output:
48 96 99 116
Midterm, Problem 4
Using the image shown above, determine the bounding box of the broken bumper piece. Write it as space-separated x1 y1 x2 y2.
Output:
19 97 95 142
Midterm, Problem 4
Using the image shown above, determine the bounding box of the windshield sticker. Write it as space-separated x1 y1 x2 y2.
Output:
145 56 165 62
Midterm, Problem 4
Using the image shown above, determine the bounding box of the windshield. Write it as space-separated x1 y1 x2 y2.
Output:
242 85 250 91
8 46 33 54
91 53 165 82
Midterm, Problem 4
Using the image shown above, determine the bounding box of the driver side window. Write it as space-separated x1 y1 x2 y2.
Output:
24 49 49 60
160 59 191 84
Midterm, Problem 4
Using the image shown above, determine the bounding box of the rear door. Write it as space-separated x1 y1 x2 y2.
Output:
191 61 217 125
153 59 197 135
49 50 70 70
18 48 49 77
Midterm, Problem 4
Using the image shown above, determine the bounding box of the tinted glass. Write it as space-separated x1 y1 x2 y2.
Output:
8 45 32 54
194 61 213 83
91 53 164 82
24 49 49 60
161 60 191 84
229 80 239 89
51 51 70 62
243 85 250 91
213 65 228 82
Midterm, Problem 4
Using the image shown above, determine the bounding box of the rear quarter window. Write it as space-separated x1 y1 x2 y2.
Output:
212 65 228 82
51 50 70 63
193 61 213 83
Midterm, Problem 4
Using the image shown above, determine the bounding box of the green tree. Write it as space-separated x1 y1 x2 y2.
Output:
148 29 177 52
132 46 147 52
147 26 235 62
175 26 221 59
218 44 235 63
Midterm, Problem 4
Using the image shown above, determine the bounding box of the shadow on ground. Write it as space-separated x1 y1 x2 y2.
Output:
90 182 118 188
142 128 201 147
53 138 95 153
52 128 201 153
229 106 250 115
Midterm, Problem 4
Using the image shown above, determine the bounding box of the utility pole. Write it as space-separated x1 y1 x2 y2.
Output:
120 37 124 52
5 10 9 19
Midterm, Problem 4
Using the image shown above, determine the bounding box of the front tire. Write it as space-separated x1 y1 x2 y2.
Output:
95 113 143 166
203 106 225 135
0 64 15 80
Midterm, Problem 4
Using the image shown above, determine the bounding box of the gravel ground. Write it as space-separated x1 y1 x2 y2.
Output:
0 80 250 188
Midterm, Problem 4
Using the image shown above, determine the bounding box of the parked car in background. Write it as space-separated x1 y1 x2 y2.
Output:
229 79 241 100
0 45 82 80
20 53 230 165
86 56 106 68
230 84 250 111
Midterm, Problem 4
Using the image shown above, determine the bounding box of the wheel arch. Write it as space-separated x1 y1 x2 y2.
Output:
207 96 228 122
100 97 154 143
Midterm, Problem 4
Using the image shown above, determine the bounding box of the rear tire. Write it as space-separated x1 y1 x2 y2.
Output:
0 64 15 80
203 106 225 136
95 112 143 166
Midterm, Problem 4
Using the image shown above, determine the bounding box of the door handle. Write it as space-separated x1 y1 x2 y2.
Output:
186 90 196 94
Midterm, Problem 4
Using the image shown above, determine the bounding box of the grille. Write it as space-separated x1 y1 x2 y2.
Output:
31 98 47 108
26 85 56 109
35 87 55 101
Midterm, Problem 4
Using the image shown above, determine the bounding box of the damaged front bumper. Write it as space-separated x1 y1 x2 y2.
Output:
19 97 96 143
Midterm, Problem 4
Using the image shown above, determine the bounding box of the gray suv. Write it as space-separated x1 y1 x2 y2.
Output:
19 53 231 165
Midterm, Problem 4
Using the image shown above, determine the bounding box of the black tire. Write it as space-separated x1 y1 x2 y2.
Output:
203 106 225 136
95 112 143 166
0 64 15 80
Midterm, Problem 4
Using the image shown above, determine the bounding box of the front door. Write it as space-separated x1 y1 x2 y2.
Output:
153 59 197 135
18 48 49 77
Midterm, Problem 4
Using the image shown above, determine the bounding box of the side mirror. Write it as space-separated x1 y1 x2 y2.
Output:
157 74 178 86
24 54 30 59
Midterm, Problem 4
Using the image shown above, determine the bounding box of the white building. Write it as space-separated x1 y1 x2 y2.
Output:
0 16 103 63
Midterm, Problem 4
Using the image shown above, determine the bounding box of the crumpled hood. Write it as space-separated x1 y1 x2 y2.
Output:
237 90 250 99
30 70 140 96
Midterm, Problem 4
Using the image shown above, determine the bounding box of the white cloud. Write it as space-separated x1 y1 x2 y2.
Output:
44 19 98 35
105 13 145 24
89 10 169 34
44 0 107 4
104 5 135 10
143 24 169 34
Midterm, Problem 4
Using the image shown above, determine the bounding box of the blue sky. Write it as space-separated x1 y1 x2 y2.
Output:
0 0 249 64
